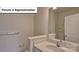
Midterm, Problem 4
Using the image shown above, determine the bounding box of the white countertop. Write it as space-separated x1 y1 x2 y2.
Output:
34 40 78 52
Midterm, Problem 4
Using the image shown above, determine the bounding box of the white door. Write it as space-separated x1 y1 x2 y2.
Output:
65 13 79 43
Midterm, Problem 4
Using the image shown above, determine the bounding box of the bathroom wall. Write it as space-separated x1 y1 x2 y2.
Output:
0 14 34 51
56 8 79 40
34 7 49 35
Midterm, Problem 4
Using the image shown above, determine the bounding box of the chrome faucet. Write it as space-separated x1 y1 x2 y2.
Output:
56 40 62 47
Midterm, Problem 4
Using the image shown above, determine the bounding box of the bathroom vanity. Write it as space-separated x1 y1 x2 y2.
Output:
28 34 79 52
34 39 79 52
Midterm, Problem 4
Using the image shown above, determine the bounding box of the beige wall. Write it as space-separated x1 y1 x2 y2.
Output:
0 7 50 51
34 7 49 35
0 14 34 51
56 8 79 40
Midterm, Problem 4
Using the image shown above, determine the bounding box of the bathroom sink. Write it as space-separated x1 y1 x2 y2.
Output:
47 39 79 50
34 41 65 52
46 45 65 52
60 41 78 50
61 42 73 48
34 40 77 52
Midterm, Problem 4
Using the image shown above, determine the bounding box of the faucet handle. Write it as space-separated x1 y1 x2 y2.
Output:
56 41 60 47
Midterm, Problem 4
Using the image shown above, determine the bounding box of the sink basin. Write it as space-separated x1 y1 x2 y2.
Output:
34 40 78 52
46 45 65 52
60 41 78 50
47 39 79 50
